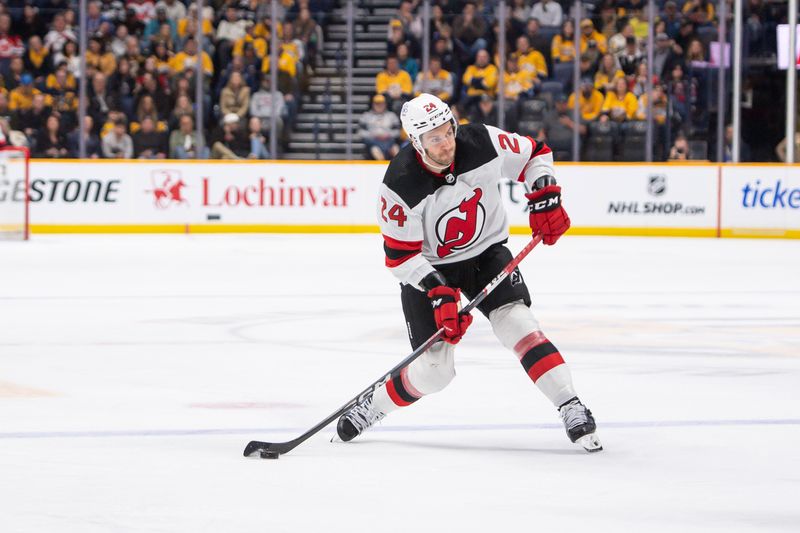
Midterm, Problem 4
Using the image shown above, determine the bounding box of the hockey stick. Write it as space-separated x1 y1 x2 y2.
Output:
243 234 544 458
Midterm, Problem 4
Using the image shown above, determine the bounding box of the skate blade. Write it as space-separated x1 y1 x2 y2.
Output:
577 433 603 453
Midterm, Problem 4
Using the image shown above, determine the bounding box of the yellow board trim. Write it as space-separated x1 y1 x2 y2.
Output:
720 228 800 239
29 224 755 238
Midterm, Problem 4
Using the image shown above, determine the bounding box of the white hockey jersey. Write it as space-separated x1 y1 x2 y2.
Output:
378 123 555 289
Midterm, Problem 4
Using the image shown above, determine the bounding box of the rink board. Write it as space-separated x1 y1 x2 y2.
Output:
3 160 799 238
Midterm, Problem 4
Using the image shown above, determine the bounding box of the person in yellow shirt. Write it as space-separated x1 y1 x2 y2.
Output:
177 5 214 40
85 37 118 77
375 55 413 109
513 35 548 80
462 49 498 108
600 77 637 122
233 23 268 59
579 19 608 54
635 85 667 125
682 0 715 25
9 74 51 112
45 65 77 95
413 56 454 103
568 78 604 122
170 38 214 76
594 53 624 94
551 19 576 63
502 55 535 101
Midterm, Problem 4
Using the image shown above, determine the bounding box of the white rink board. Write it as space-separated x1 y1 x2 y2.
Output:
9 160 800 237
501 164 718 230
721 166 800 235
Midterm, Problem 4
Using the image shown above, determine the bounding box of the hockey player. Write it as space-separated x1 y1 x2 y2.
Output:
336 93 602 452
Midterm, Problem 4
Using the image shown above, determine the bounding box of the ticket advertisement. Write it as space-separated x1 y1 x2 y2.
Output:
720 165 800 237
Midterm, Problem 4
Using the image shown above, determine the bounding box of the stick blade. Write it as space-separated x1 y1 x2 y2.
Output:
243 440 294 458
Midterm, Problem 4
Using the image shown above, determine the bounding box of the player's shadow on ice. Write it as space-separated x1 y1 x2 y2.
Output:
353 438 581 456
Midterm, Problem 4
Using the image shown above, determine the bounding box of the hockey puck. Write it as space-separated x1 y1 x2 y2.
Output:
260 450 280 459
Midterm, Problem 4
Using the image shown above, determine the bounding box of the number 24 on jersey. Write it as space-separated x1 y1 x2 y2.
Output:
381 197 407 227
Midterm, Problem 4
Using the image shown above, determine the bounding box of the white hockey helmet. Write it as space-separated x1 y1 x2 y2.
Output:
400 93 458 155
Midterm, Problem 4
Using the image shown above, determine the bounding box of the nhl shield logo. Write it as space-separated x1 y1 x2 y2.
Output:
648 174 667 196
445 173 456 184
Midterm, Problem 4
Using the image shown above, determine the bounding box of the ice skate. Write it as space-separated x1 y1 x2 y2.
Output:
335 393 385 442
559 397 602 452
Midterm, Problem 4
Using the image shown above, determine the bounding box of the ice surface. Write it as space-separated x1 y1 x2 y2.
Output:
1 234 798 532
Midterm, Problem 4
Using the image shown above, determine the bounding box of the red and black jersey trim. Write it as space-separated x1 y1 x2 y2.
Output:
383 234 423 268
386 371 420 407
518 137 554 182
519 340 565 382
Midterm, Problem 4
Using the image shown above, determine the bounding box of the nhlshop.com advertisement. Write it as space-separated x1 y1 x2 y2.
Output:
721 166 800 237
501 164 719 235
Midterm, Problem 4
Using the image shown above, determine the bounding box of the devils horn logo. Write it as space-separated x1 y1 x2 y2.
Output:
435 188 485 258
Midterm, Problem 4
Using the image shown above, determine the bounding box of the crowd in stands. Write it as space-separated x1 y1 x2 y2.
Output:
0 0 327 158
363 0 791 162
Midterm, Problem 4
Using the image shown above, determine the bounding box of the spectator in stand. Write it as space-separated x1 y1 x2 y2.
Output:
569 78 604 123
88 72 116 133
513 34 548 80
579 18 608 55
551 19 576 64
170 37 213 77
220 71 251 122
387 19 407 56
216 6 248 63
396 43 419 83
524 18 550 55
18 4 47 42
169 113 208 159
470 94 500 128
12 92 50 145
211 113 250 159
52 39 81 80
628 5 649 41
34 114 68 158
390 0 423 52
636 84 669 159
44 62 76 96
247 116 270 159
631 61 650 97
775 132 800 163
0 13 25 77
233 22 268 61
9 74 45 113
0 92 10 124
177 4 213 43
662 1 682 40
107 57 136 118
136 72 170 120
294 7 320 69
600 77 638 124
609 21 634 57
682 0 715 26
4 56 25 91
530 0 563 28
503 55 535 101
157 0 186 22
598 4 618 41
375 55 413 113
461 48 498 110
143 5 177 52
594 53 624 94
249 76 286 145
414 56 454 103
24 36 53 86
359 94 400 161
685 38 707 66
539 94 582 155
102 117 134 158
86 1 111 37
136 94 161 125
168 94 194 130
122 6 145 37
85 37 117 77
453 2 488 63
44 13 77 56
665 63 689 127
67 115 102 158
618 36 644 77
674 20 698 56
668 133 690 160
433 35 460 76
653 32 679 80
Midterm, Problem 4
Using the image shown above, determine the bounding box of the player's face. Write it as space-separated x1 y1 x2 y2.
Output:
421 121 456 167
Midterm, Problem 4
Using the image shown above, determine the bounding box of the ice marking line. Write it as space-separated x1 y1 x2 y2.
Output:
1 419 799 440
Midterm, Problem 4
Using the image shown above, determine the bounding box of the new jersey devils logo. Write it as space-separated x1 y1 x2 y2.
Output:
435 188 485 258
